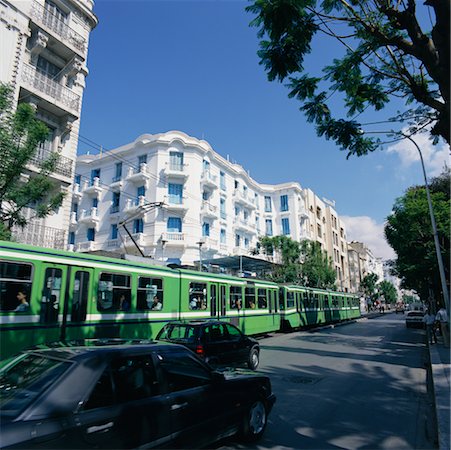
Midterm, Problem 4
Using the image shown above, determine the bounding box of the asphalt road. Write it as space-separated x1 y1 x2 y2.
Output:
218 313 437 450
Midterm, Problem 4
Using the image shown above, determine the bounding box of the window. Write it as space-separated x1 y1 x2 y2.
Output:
170 151 183 171
43 0 68 31
75 174 81 185
68 231 75 245
167 217 182 232
97 273 131 312
264 196 272 212
243 210 248 221
133 219 143 234
230 286 242 309
114 162 122 181
202 191 209 201
137 185 145 198
234 206 240 217
235 234 240 247
87 228 95 242
287 291 295 308
282 218 290 235
137 277 163 310
168 183 183 204
234 180 239 189
224 323 242 340
189 282 207 310
220 228 226 244
317 224 322 236
37 55 60 79
202 222 210 237
90 168 100 184
244 237 249 248
245 287 256 309
257 289 268 309
220 198 226 219
92 197 98 208
40 268 62 323
111 224 118 240
111 192 120 213
0 261 33 312
280 195 289 211
138 154 147 165
265 219 273 236
256 216 260 232
220 171 226 190
71 271 89 322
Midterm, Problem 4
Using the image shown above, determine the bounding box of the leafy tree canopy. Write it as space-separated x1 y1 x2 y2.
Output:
361 272 379 300
384 169 450 305
0 83 65 235
246 0 450 156
378 279 398 304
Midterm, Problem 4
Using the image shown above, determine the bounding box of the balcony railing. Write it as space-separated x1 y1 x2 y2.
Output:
21 63 80 112
29 0 87 53
12 222 66 250
161 232 185 243
29 148 74 178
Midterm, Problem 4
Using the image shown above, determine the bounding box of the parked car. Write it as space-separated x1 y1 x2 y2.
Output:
405 310 425 328
156 320 260 370
0 341 276 449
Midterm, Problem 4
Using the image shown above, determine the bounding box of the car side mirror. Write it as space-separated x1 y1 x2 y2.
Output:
211 371 225 384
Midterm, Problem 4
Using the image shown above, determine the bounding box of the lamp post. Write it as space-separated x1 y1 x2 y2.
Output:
196 240 204 272
403 134 450 320
161 238 167 265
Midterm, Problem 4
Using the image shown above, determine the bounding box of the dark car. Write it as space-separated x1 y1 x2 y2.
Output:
156 320 260 370
0 341 275 449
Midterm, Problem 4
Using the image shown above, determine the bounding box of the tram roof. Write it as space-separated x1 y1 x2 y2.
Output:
197 255 276 274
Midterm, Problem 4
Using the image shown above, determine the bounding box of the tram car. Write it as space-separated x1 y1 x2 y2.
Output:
0 240 360 361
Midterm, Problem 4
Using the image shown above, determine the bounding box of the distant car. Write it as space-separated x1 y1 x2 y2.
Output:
395 305 405 314
156 320 260 370
405 310 425 328
0 341 275 449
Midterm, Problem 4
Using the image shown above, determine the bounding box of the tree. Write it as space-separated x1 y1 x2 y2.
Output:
361 273 379 304
378 280 398 304
257 235 336 288
0 83 65 237
246 0 450 156
384 169 450 305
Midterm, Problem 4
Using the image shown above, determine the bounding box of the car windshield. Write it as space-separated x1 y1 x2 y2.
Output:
158 324 198 343
0 353 71 418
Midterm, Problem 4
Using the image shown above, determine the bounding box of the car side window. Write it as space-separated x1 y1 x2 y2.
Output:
83 369 115 410
206 324 225 342
157 349 211 392
224 323 242 341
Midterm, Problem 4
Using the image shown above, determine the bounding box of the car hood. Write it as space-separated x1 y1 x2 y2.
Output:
219 367 266 380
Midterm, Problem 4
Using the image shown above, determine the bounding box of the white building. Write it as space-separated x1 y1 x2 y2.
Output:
72 131 346 273
1 0 97 248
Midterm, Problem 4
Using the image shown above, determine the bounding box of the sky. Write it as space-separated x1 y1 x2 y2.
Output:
78 0 449 261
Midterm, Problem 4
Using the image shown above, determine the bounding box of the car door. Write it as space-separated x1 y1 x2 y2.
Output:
74 354 172 449
224 323 249 365
155 347 237 448
204 323 234 365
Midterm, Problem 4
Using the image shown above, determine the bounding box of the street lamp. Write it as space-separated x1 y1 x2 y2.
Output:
196 240 204 272
403 134 450 319
160 238 167 265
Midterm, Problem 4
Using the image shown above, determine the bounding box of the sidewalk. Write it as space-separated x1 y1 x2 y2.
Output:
428 339 450 450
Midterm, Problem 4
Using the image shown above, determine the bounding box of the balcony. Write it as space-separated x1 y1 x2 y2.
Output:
161 232 186 246
69 211 78 229
78 207 99 227
82 177 102 196
29 0 87 55
75 241 99 252
110 176 123 190
201 201 218 219
201 170 218 189
199 237 218 252
28 148 74 179
126 163 150 184
21 63 80 115
233 190 256 209
165 162 188 180
298 207 309 220
122 233 147 249
11 222 66 250
72 183 82 200
163 197 188 214
124 196 146 214
233 218 256 234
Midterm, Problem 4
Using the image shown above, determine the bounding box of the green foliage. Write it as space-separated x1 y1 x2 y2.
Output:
257 235 336 288
246 0 450 154
361 273 379 300
377 280 398 304
0 83 65 235
385 169 450 305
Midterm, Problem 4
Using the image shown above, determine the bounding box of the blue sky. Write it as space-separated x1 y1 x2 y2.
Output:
78 1 448 260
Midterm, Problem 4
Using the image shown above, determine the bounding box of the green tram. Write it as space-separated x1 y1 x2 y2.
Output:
0 241 360 361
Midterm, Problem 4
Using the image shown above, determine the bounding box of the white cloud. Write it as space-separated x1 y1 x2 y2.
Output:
341 215 395 261
386 131 449 177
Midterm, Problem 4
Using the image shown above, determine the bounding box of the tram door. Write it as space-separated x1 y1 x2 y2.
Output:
209 283 227 319
39 263 68 343
62 267 94 341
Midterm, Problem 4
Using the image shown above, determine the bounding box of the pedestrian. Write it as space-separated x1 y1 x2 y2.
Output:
423 310 437 344
13 290 29 312
435 306 450 348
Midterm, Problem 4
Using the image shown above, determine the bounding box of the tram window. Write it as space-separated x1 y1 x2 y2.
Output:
97 273 131 312
230 286 242 310
71 271 89 322
286 291 295 308
137 277 163 311
257 288 267 309
40 268 62 323
278 290 285 310
188 282 207 310
0 261 33 312
245 287 256 309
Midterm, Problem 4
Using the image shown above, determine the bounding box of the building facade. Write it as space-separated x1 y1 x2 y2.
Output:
73 130 350 290
0 0 97 248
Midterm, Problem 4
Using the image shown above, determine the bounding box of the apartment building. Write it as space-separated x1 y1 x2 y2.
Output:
0 0 97 248
72 131 312 266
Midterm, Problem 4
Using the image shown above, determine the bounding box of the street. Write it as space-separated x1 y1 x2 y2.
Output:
218 313 437 449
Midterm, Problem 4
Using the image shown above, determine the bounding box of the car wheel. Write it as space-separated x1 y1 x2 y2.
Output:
247 347 259 370
241 400 267 442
